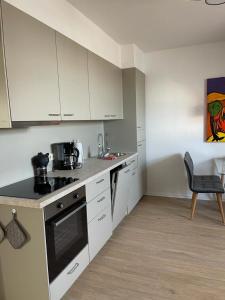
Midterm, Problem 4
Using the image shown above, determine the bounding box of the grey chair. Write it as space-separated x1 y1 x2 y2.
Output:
184 152 225 224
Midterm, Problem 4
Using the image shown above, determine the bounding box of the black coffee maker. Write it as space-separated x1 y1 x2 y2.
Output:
32 152 49 177
51 142 80 170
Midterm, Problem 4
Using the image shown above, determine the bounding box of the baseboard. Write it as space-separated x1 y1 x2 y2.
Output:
145 191 214 201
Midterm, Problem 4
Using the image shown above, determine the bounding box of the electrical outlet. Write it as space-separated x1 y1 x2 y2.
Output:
49 153 54 161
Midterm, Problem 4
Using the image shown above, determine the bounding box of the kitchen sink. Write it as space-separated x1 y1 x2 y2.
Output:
111 152 126 157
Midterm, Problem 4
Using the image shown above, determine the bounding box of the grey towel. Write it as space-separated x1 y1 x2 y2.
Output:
6 215 27 249
0 224 4 243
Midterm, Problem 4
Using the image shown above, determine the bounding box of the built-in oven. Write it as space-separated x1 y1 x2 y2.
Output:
44 185 88 283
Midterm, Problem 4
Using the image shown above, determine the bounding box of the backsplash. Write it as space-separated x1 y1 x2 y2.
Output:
0 121 103 187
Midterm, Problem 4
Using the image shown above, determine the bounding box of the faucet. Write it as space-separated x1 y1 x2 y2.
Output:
97 133 104 158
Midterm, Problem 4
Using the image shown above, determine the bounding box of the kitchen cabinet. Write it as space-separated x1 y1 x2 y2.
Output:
2 2 61 122
136 69 146 131
50 246 89 300
88 52 123 120
104 68 146 199
87 188 111 223
56 33 90 120
0 8 11 128
137 141 146 199
88 205 112 261
127 169 139 214
86 173 110 201
86 173 112 261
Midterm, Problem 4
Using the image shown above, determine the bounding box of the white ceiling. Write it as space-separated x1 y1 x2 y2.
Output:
68 0 225 52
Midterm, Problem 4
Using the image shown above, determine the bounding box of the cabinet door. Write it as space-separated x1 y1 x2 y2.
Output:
137 141 146 199
0 9 11 128
2 2 61 121
136 70 146 131
88 52 123 120
56 33 90 120
112 167 131 230
88 205 112 261
127 169 139 214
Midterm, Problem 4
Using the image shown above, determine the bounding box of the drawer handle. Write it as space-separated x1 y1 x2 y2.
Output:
104 114 110 118
64 113 74 117
137 126 142 129
48 113 60 116
138 144 142 147
131 160 136 163
96 178 104 184
67 263 79 275
97 196 105 203
110 114 116 117
125 169 130 174
98 214 106 222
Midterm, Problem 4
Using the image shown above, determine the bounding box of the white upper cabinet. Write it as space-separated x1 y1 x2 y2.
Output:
2 2 61 122
88 52 123 120
136 70 146 131
0 7 11 129
56 33 91 120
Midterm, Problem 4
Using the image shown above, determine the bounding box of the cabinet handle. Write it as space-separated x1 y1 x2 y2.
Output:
131 160 136 163
110 114 116 117
132 172 136 176
48 113 60 116
64 113 74 117
137 126 142 129
97 196 105 203
125 169 130 174
138 144 142 147
67 263 79 275
104 114 110 118
98 214 106 222
96 178 104 184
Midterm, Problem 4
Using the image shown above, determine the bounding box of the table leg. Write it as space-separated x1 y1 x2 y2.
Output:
221 174 224 185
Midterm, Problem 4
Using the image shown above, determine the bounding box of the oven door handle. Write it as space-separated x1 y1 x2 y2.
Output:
53 202 86 227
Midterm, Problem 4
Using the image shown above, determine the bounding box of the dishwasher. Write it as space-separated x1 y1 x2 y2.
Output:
110 163 131 230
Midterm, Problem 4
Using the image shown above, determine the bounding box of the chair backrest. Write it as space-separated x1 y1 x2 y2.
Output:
184 152 194 189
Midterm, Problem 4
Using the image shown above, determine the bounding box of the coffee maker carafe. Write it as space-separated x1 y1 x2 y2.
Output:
51 142 80 170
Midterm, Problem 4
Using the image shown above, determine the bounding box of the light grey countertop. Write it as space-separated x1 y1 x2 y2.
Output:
0 153 137 209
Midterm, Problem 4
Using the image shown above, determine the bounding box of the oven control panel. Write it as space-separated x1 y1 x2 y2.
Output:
44 185 86 221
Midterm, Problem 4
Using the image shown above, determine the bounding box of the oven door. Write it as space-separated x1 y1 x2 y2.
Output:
45 199 88 283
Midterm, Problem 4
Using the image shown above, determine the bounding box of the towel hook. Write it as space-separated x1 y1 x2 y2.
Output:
11 209 17 217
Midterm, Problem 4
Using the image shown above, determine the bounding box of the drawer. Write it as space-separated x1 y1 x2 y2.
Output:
127 156 137 170
50 246 89 300
137 127 145 142
86 173 110 202
88 205 112 261
87 188 111 223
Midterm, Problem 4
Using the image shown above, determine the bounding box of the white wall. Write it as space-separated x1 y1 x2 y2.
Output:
145 41 225 200
0 122 103 187
4 0 121 67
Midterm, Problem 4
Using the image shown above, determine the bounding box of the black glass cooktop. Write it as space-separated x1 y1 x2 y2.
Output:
0 176 79 200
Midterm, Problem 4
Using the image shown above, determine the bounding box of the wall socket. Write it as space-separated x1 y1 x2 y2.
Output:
49 153 54 161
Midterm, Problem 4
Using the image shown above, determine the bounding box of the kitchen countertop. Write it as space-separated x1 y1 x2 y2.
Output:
0 153 137 209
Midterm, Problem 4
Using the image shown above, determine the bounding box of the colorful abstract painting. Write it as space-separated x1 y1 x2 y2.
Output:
206 77 225 142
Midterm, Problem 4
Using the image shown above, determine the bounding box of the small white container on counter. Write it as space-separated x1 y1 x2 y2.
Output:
74 139 84 168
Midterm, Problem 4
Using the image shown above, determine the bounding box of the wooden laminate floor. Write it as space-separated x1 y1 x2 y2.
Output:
63 196 225 300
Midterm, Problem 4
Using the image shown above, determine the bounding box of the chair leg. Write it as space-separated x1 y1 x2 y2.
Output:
191 192 198 220
216 193 225 225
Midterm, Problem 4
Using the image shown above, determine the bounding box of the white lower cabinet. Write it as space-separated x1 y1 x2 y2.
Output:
88 205 112 261
87 188 111 223
127 169 139 214
86 173 110 201
50 246 89 300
